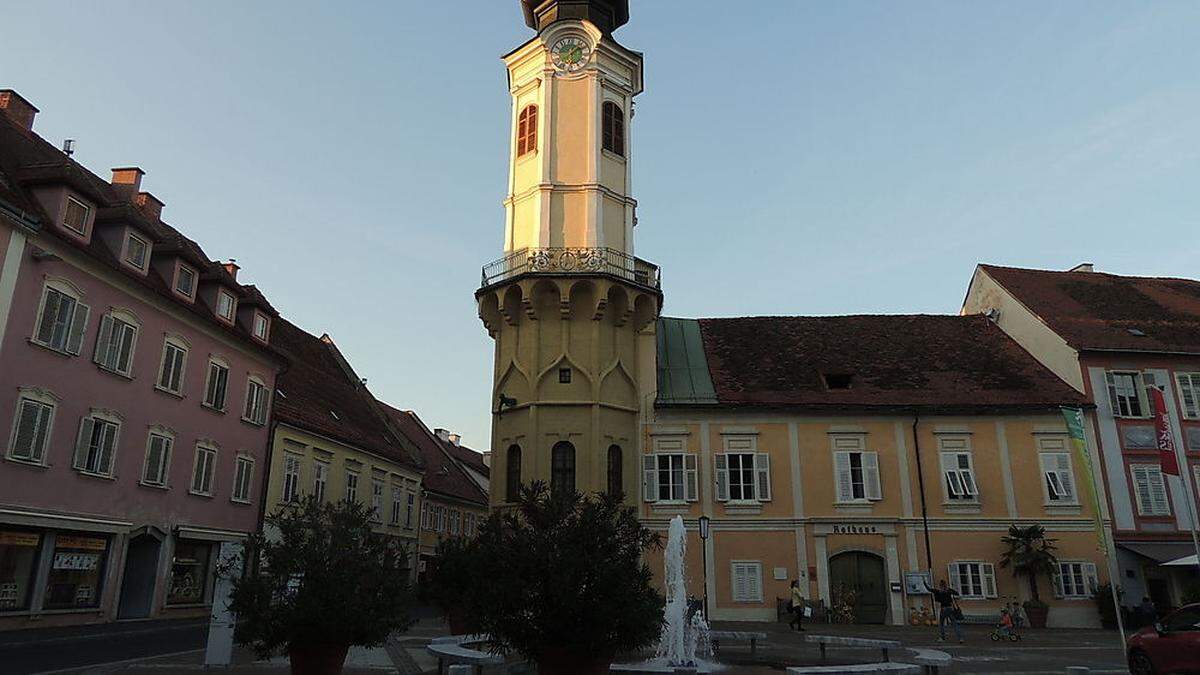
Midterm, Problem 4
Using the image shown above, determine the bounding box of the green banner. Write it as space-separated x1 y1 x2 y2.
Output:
1062 407 1108 554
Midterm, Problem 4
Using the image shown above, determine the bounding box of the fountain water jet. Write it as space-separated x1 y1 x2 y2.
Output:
654 515 714 669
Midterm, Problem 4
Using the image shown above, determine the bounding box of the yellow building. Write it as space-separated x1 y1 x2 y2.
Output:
477 1 1112 628
267 319 423 569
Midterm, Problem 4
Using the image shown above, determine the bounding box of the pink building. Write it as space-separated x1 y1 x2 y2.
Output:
0 90 282 627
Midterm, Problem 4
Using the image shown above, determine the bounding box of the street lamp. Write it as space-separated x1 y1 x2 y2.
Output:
698 515 710 622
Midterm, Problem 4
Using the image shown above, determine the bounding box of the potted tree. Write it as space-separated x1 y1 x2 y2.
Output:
224 496 414 675
1093 583 1123 629
470 483 664 675
999 524 1058 628
425 535 484 635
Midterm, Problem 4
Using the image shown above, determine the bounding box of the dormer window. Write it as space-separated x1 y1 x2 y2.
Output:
216 289 236 322
174 265 197 299
62 196 90 236
252 312 270 341
123 232 149 271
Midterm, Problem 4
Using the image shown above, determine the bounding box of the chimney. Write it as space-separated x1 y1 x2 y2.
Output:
134 192 164 220
222 259 239 280
0 90 38 131
434 428 451 443
1068 263 1095 273
447 433 462 447
111 167 145 201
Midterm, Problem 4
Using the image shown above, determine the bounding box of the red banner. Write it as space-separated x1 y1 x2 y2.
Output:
1150 387 1180 476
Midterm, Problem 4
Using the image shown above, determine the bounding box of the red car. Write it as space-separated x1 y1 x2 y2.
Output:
1129 603 1200 674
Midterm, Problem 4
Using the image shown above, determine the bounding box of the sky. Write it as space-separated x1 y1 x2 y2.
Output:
4 1 1200 450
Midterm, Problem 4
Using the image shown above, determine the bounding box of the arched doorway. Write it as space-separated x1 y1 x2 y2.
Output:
828 551 887 624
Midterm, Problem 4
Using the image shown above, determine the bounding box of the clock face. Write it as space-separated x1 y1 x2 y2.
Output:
551 37 590 73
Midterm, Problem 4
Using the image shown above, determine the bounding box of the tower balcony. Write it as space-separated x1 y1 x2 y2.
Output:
480 247 661 291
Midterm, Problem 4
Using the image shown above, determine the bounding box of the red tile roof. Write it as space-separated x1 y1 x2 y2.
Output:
440 440 490 479
270 319 421 470
690 314 1088 412
379 404 488 506
979 264 1200 354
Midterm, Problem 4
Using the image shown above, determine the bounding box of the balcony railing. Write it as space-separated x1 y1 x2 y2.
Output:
481 247 661 289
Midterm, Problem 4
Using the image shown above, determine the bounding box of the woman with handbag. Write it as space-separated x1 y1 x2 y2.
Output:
788 579 807 631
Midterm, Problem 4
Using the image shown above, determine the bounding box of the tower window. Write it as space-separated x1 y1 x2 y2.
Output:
602 101 625 157
517 104 538 157
506 444 522 502
559 367 572 383
607 445 623 497
551 441 575 497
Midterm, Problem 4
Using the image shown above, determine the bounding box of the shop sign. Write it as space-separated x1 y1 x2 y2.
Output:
0 531 40 547
830 524 879 535
53 552 100 571
56 535 107 551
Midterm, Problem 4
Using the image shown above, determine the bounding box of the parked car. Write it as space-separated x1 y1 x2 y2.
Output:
1128 603 1200 674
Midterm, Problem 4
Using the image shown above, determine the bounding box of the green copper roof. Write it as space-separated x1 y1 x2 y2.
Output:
656 318 717 405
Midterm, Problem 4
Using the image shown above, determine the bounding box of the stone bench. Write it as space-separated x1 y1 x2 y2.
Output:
426 635 505 675
805 634 903 662
787 663 921 675
709 629 768 656
906 648 953 675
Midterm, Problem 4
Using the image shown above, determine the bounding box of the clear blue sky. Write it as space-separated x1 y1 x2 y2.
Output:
6 2 1199 449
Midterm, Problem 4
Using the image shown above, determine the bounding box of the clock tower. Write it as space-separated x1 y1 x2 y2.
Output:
477 0 661 506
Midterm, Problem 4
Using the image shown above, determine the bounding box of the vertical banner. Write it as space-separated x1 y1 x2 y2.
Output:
1149 388 1180 475
1062 407 1107 553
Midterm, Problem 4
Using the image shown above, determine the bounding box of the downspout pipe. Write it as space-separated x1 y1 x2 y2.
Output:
912 412 934 572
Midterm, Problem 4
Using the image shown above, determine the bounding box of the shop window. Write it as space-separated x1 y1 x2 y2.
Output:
167 540 212 605
43 533 109 610
0 531 42 611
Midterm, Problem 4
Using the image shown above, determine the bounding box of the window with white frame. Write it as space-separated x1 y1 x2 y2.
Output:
124 232 149 270
939 437 978 501
7 393 56 464
731 561 763 602
282 453 302 502
202 359 229 410
93 312 138 376
253 313 269 341
1040 447 1077 504
232 456 254 503
405 490 415 527
63 196 90 235
371 480 384 521
216 290 236 322
345 471 359 503
451 510 462 535
832 435 881 502
1054 561 1098 599
175 265 196 298
313 460 328 502
242 378 268 425
643 453 698 502
191 444 217 495
157 338 188 394
715 436 772 502
73 413 120 476
1106 371 1149 418
949 561 996 599
421 502 431 529
1131 464 1171 516
1178 373 1200 420
142 432 172 486
390 486 402 525
33 283 90 355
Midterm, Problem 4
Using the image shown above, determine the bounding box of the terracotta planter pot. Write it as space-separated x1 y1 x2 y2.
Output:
1024 604 1049 628
288 642 350 675
537 648 612 675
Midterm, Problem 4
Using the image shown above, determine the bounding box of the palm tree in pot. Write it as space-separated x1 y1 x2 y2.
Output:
999 524 1058 628
223 496 414 675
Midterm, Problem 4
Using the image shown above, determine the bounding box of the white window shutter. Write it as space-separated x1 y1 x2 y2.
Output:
1149 467 1170 515
684 454 699 502
93 315 113 366
98 422 116 474
755 452 772 501
13 401 38 458
748 563 762 601
947 563 961 594
66 303 90 355
1052 564 1064 598
642 455 657 503
74 417 94 469
1055 454 1075 500
714 454 729 502
35 290 60 344
864 452 882 500
1084 562 1098 592
835 452 852 502
1131 466 1152 514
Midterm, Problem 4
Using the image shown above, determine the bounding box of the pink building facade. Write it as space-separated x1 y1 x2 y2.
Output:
0 90 281 628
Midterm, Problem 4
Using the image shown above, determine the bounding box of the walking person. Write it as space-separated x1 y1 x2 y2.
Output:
924 578 963 643
788 579 807 631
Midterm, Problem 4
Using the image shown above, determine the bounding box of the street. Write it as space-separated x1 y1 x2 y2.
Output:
0 618 208 675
